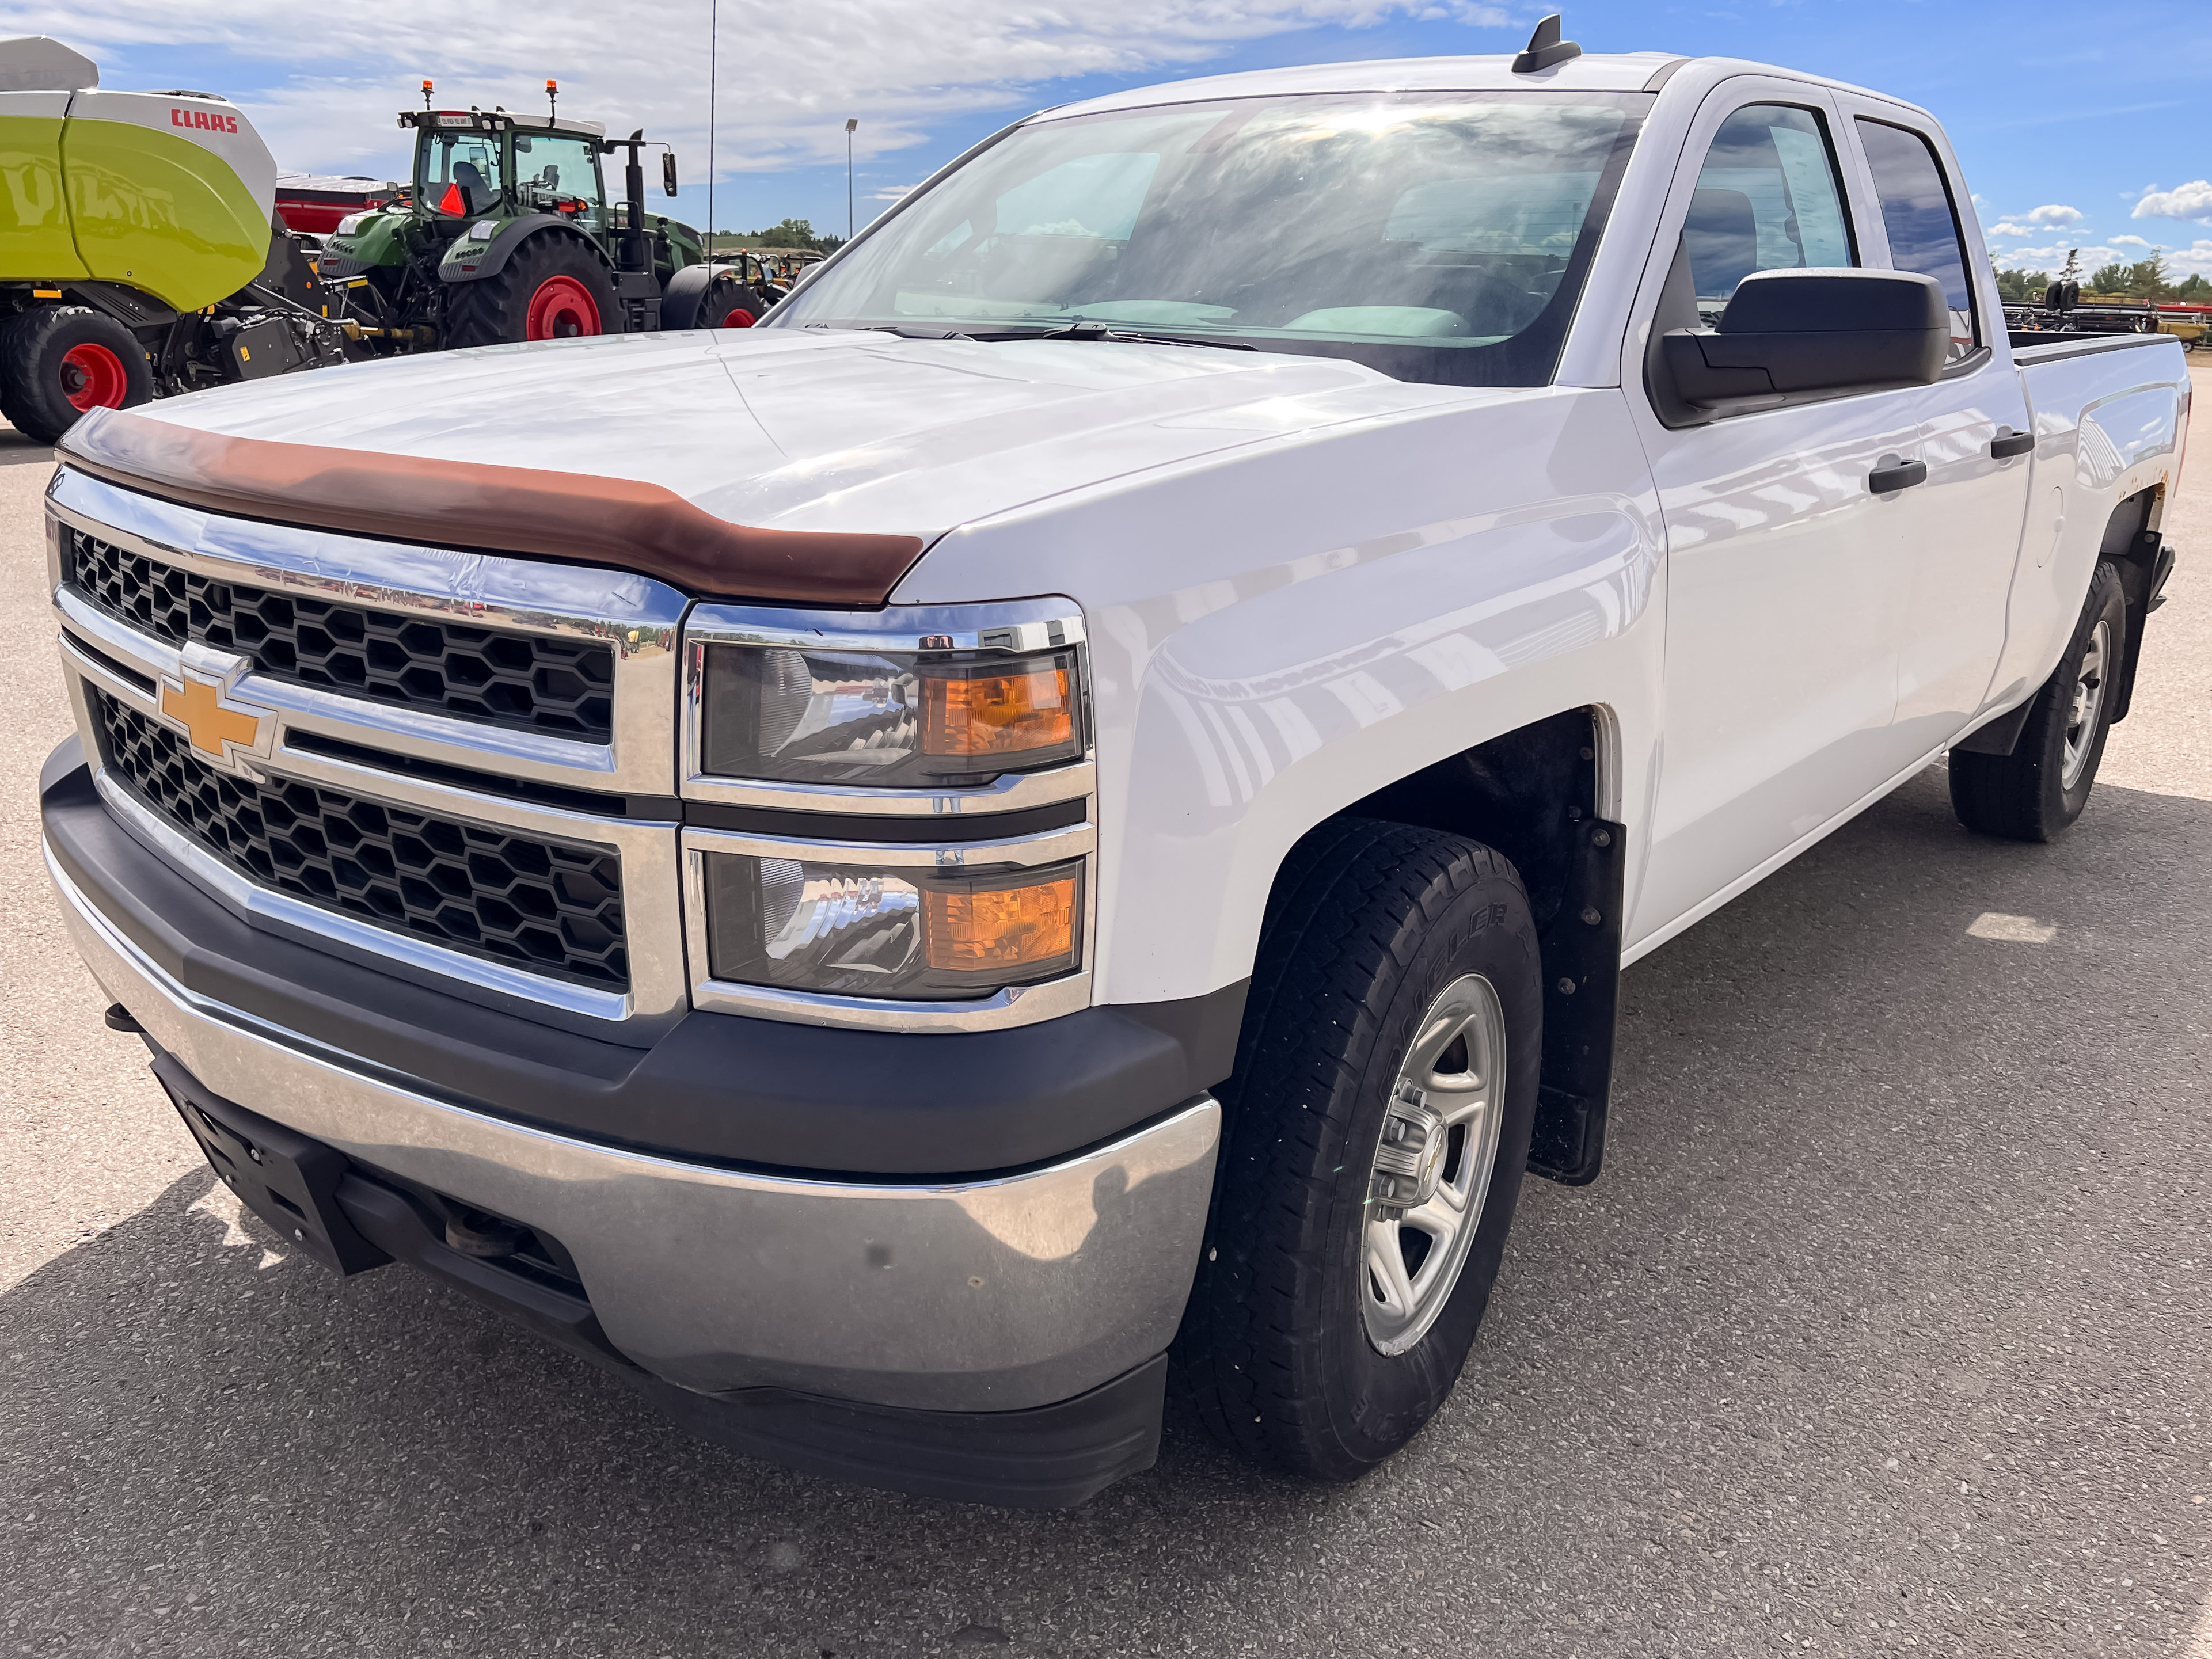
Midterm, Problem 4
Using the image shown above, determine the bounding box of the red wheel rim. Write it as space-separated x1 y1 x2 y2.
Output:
720 307 756 328
60 342 130 412
525 275 602 340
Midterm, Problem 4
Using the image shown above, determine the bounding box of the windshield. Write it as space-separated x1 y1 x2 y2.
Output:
420 130 505 216
770 91 1649 386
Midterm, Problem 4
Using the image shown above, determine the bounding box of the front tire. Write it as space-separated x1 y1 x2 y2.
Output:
1949 560 2128 842
1173 818 1542 1481
0 305 153 444
661 264 763 331
443 237 619 349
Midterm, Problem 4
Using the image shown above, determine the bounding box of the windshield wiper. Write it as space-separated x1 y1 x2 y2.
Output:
1037 322 1256 352
826 320 1257 352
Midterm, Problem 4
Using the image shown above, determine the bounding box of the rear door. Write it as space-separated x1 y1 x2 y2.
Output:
1831 101 2035 755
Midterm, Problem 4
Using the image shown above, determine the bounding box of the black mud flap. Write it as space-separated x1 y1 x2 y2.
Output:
1526 816 1625 1185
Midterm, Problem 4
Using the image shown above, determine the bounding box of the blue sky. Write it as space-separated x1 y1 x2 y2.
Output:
16 0 2209 274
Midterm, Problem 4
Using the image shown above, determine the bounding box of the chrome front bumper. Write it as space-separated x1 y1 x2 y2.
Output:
49 846 1220 1414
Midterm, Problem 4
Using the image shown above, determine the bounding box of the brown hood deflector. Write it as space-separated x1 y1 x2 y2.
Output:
57 409 928 607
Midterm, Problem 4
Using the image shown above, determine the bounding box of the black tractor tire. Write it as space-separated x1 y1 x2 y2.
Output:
1172 817 1542 1481
661 264 762 331
443 235 620 349
0 305 153 444
1949 560 2129 842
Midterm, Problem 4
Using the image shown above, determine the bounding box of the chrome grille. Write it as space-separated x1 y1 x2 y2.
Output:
93 690 629 989
66 527 615 742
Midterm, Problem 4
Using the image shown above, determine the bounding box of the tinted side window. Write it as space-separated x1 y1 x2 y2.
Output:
1685 104 1854 311
1855 119 1977 359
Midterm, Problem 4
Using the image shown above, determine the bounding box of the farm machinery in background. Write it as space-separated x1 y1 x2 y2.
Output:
2002 248 2201 350
0 36 778 444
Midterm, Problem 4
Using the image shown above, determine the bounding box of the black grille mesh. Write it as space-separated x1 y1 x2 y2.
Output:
66 527 615 742
94 691 628 988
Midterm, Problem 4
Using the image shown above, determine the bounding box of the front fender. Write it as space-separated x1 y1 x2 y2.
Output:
438 215 606 283
890 383 1667 1009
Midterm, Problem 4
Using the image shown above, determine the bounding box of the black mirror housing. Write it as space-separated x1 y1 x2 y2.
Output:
662 153 679 197
1661 268 1948 406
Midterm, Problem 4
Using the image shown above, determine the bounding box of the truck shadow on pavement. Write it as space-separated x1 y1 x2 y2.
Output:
5 768 2209 1657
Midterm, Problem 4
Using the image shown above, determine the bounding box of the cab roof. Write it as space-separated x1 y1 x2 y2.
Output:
1037 52 1874 118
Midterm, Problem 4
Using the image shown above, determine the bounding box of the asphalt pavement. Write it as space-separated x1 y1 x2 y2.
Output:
4 369 2209 1658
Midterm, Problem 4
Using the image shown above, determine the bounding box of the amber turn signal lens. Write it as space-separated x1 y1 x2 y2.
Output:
924 875 1078 971
923 666 1074 759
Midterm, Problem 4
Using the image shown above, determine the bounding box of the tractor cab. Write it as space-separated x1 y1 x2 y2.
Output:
413 112 609 234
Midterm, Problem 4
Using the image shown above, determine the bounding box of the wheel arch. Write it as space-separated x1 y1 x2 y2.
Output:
1333 706 1624 1186
1219 706 1626 1188
2099 484 2173 725
436 216 610 286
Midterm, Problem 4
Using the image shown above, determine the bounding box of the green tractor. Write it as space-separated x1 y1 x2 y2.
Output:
320 92 778 348
0 36 779 443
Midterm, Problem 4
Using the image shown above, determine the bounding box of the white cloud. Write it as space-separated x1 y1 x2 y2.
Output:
2135 180 2212 223
2000 243 2122 269
2110 234 2151 248
2167 240 2212 277
1988 222 2044 238
37 0 1512 178
2023 203 2084 226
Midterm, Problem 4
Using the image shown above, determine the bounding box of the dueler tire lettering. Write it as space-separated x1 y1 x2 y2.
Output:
0 306 154 445
1172 817 1542 1481
443 235 620 350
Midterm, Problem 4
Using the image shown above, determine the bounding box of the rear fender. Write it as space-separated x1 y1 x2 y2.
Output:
437 216 607 284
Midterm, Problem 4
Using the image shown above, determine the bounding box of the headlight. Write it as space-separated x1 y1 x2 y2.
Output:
697 641 1083 787
699 851 1083 1000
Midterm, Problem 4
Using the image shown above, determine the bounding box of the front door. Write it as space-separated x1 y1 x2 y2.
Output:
1627 87 1937 948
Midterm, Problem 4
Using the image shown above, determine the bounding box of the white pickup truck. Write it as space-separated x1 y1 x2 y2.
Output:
40 37 2190 1507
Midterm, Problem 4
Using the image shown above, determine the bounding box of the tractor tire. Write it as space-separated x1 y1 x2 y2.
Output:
443 235 620 349
0 305 153 444
662 264 762 331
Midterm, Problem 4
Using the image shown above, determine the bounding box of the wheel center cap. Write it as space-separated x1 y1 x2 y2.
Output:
1370 1085 1447 1215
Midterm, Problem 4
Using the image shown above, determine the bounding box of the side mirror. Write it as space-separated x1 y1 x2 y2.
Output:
662 153 678 197
1660 269 1947 406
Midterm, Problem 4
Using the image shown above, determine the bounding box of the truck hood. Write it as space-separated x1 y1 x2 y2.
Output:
139 325 1470 515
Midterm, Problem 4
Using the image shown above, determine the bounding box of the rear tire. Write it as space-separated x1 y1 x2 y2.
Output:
443 236 619 349
1949 560 2128 842
1172 817 1542 1481
0 306 153 444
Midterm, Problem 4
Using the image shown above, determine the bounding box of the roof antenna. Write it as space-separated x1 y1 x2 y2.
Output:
1512 13 1582 73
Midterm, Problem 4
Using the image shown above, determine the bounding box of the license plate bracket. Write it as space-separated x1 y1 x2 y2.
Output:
152 1055 389 1276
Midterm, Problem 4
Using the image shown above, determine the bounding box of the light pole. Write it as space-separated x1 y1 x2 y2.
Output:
845 117 858 243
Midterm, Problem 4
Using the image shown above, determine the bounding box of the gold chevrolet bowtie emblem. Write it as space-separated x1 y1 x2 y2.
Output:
160 674 263 759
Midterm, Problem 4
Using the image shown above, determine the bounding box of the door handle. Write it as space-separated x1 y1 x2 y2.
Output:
1868 459 1929 494
1990 428 2035 460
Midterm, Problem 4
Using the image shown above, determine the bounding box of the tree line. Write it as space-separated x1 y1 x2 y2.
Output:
706 218 846 254
1994 250 2212 304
